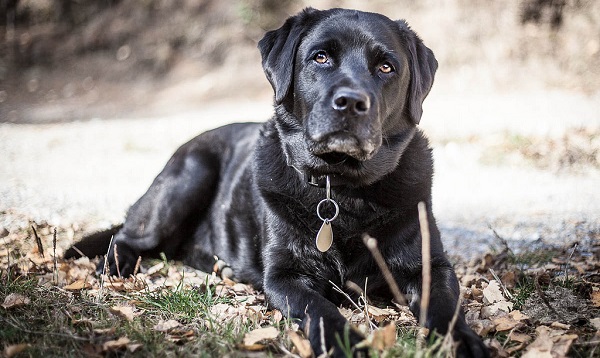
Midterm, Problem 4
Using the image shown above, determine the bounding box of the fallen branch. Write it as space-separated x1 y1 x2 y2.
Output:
417 201 431 328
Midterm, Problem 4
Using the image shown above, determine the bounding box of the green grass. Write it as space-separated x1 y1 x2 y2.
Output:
0 269 259 357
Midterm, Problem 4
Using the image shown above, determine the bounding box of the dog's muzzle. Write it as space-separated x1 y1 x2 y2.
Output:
311 133 376 163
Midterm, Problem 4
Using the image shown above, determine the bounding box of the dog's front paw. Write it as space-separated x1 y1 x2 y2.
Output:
95 242 139 277
453 323 489 358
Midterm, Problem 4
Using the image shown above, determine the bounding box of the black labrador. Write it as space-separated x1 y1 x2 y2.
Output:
66 8 488 357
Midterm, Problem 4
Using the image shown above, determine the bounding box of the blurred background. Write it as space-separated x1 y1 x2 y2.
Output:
1 0 599 257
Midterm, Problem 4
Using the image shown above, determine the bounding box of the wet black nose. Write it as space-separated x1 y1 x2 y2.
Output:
332 88 370 115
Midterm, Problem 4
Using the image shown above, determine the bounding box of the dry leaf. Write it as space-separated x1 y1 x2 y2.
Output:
591 291 600 307
522 326 554 358
64 279 92 291
93 327 116 335
288 330 312 358
2 293 31 309
493 314 522 332
4 344 29 357
488 338 509 358
483 280 505 304
153 319 181 332
509 310 529 321
243 326 279 346
103 337 131 351
127 343 143 352
522 326 577 358
550 322 570 330
370 323 397 351
590 317 600 330
109 306 135 322
470 319 495 336
509 331 532 343
271 309 283 325
552 334 578 357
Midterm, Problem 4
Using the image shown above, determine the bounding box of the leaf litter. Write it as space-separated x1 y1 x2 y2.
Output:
0 219 599 357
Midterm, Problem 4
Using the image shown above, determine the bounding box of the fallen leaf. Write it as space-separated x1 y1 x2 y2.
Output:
271 309 283 325
64 279 92 291
550 322 570 330
591 291 600 307
103 337 131 351
481 301 513 318
590 317 600 330
501 271 517 289
493 314 522 331
127 343 143 352
109 306 135 322
370 323 396 350
166 329 195 343
552 334 578 357
509 310 530 321
93 327 116 335
2 293 31 309
153 319 181 332
509 331 532 343
4 344 29 357
522 325 577 358
483 280 505 304
367 306 396 323
243 326 279 346
470 319 495 336
288 330 312 358
488 337 510 358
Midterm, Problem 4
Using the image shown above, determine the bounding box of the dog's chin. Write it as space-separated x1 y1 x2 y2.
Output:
316 151 361 166
304 151 370 184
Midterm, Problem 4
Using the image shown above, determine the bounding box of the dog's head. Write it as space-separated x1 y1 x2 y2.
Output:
259 8 437 186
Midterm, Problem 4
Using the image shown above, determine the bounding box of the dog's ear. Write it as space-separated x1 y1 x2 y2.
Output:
396 20 438 124
258 8 317 104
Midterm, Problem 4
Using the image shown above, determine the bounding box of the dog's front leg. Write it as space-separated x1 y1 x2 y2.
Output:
405 256 489 358
263 265 366 357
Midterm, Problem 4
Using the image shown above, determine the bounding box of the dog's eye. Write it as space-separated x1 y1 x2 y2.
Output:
314 51 329 64
379 62 395 74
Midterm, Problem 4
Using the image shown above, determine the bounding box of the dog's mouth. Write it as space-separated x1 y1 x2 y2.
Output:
315 151 357 166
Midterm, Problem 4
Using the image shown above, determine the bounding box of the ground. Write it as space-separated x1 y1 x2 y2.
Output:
1 0 600 356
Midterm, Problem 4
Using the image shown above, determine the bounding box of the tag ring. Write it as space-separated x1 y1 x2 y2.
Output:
316 198 339 222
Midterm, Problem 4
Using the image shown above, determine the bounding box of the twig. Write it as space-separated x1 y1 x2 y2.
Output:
319 317 327 358
31 225 44 258
564 243 578 284
69 245 85 258
133 255 142 276
113 244 121 278
53 227 58 285
339 280 377 331
362 234 408 306
417 201 431 328
98 234 116 303
440 297 462 356
489 268 514 300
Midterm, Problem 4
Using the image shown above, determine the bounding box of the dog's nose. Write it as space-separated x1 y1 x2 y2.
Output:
332 88 370 115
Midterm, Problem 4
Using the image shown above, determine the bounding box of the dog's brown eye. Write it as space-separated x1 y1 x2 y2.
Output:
314 51 329 64
379 63 394 74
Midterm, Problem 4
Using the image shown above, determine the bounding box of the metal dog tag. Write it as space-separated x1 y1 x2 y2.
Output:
315 176 339 253
316 220 333 252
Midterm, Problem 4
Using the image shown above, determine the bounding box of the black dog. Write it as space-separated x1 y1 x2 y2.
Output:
67 8 488 357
